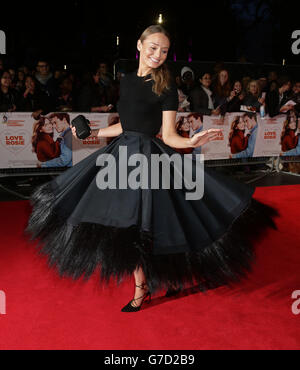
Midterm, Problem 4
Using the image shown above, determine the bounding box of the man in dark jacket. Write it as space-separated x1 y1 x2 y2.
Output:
266 76 292 117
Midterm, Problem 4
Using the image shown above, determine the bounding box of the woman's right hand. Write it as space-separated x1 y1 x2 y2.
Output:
190 128 222 148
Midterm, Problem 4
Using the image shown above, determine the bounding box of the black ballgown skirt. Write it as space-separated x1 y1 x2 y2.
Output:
25 130 278 294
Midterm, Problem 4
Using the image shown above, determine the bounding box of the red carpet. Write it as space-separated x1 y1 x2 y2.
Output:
0 185 300 350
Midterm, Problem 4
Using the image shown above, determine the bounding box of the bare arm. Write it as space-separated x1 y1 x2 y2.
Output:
72 122 123 139
96 122 123 138
161 111 221 149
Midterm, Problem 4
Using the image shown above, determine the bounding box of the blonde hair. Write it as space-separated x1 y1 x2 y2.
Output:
139 25 171 96
247 80 261 98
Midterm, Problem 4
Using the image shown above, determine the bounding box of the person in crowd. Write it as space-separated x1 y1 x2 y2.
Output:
258 73 268 93
77 67 114 113
97 61 119 108
267 70 279 93
180 66 196 97
32 116 61 162
15 69 25 92
265 76 292 117
243 80 265 112
55 75 75 112
226 80 245 112
211 61 225 85
8 68 17 89
18 75 54 118
39 112 72 168
0 70 19 112
212 69 231 115
231 112 258 159
288 81 300 115
228 115 249 154
241 76 251 92
35 59 58 99
280 111 299 152
188 72 220 116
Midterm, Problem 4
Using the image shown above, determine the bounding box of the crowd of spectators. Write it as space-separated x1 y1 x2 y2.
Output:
0 58 120 118
1 57 300 121
176 64 300 118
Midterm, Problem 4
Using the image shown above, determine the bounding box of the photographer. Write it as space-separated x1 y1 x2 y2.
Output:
227 80 245 112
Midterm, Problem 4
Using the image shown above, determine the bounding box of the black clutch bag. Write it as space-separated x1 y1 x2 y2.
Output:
71 115 92 140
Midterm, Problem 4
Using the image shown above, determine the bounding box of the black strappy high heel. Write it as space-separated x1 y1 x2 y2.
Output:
121 283 151 312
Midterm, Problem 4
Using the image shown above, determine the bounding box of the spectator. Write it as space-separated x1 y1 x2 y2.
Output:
212 69 231 115
243 80 265 112
180 66 195 96
76 67 113 113
18 75 53 118
188 72 220 116
55 75 75 112
288 81 300 115
266 76 291 117
227 80 245 112
98 61 119 108
35 59 58 98
16 69 26 92
8 68 17 89
241 76 251 92
258 73 268 93
267 70 279 93
0 70 19 112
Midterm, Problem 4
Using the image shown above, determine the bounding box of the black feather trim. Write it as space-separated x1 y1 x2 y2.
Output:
25 182 279 294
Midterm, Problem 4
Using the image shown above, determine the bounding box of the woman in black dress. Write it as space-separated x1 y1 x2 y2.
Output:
26 25 278 312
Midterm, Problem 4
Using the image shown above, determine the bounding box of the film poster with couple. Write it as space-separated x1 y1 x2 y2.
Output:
0 111 298 169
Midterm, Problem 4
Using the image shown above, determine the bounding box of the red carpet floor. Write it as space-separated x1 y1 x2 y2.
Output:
0 185 300 350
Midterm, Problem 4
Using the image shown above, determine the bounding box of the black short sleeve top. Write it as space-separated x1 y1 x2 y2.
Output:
117 71 179 136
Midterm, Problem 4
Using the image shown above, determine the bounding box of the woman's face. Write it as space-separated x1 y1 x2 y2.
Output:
1 72 12 88
219 70 228 85
249 82 258 95
288 120 297 130
233 81 242 93
18 71 25 81
93 71 101 84
237 118 245 130
138 32 170 71
182 118 190 131
40 119 53 134
200 73 211 88
25 77 35 90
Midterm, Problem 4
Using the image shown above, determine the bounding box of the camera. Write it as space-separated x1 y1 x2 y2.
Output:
71 115 92 140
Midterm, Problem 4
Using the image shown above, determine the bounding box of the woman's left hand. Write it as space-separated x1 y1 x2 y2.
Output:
189 128 222 148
